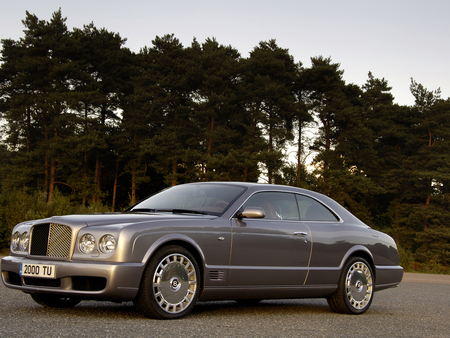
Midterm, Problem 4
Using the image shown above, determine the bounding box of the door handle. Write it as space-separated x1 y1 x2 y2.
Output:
293 231 308 243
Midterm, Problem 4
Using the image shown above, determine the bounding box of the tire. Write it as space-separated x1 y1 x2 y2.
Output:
30 293 81 308
134 245 200 319
327 257 374 314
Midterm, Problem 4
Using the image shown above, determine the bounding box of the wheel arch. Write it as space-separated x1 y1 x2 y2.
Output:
341 246 376 282
139 235 206 292
328 251 376 314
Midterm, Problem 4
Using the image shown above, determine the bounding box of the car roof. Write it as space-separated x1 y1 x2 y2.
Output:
185 181 366 226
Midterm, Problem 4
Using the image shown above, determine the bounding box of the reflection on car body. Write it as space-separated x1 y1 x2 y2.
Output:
1 182 403 319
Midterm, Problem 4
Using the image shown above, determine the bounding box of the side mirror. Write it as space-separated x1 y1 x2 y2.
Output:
236 207 265 219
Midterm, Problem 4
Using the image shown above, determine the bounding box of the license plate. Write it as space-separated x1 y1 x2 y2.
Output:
20 263 56 278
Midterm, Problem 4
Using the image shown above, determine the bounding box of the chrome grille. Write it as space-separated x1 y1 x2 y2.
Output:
30 223 72 258
47 223 72 257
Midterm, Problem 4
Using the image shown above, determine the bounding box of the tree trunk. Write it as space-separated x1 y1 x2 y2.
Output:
112 156 119 212
44 153 49 199
48 158 56 202
207 113 215 157
26 106 31 154
94 157 102 203
82 150 88 207
297 123 302 184
268 120 273 184
131 168 136 206
171 159 177 186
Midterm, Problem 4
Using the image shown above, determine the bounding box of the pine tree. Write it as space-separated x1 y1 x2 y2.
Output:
188 38 246 181
70 24 132 205
302 60 379 222
244 40 297 183
139 35 198 186
1 10 82 200
405 81 450 266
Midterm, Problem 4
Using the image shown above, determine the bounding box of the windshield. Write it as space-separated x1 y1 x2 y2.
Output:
129 183 246 216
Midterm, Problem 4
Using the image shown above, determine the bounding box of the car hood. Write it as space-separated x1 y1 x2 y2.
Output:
42 212 217 228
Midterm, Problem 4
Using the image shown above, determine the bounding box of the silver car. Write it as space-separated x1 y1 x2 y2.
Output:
1 182 403 319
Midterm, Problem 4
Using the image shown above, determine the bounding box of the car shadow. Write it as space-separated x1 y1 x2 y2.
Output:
24 298 332 319
191 299 331 317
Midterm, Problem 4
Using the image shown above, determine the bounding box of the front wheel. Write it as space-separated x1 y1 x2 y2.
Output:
327 257 374 314
134 245 200 319
30 293 81 308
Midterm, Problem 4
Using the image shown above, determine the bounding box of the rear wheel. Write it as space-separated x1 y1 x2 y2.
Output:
327 257 374 314
134 245 200 319
30 293 81 308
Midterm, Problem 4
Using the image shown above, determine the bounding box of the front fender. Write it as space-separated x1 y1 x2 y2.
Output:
132 232 206 266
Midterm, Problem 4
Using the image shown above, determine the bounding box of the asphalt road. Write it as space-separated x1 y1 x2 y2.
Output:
0 272 449 338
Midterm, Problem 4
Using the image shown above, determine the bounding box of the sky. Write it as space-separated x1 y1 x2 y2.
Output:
1 0 449 106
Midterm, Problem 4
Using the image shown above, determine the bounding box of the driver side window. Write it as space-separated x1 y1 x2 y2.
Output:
242 192 299 220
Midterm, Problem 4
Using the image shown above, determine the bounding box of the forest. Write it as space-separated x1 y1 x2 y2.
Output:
1 10 449 272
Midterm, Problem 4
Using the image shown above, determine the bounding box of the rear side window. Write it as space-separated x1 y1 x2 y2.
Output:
296 195 339 221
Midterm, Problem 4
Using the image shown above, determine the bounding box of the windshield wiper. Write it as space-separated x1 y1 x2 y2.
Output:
171 209 208 215
128 208 208 215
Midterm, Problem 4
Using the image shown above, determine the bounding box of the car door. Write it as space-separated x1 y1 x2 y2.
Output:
230 192 312 287
295 193 349 285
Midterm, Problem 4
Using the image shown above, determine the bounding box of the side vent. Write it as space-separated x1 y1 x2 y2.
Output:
208 270 226 281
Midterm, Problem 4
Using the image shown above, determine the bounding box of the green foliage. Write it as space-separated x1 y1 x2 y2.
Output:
397 244 414 272
0 189 110 249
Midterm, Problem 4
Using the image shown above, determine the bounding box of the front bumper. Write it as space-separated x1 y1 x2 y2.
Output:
1 256 145 301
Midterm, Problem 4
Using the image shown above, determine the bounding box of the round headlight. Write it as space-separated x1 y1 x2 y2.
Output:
11 231 20 251
99 235 116 254
79 234 96 254
20 232 29 251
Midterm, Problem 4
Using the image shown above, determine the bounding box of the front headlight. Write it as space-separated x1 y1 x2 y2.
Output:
11 231 20 251
99 235 116 254
79 234 96 254
20 232 29 251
